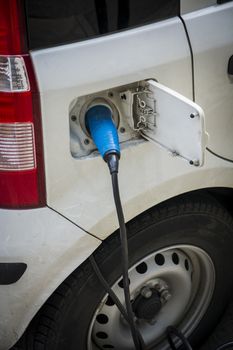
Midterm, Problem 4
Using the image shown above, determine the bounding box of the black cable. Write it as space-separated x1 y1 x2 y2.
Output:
89 255 146 349
166 326 193 350
90 257 147 350
111 171 143 350
89 153 144 349
89 254 131 324
206 147 233 164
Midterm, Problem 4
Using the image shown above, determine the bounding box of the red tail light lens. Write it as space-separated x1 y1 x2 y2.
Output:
0 0 46 208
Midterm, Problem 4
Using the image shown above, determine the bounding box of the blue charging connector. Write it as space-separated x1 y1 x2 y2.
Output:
85 104 120 174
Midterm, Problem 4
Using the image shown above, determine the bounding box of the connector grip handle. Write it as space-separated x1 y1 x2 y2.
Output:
85 105 120 159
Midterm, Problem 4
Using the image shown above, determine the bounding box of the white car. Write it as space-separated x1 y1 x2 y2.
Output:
1 0 233 349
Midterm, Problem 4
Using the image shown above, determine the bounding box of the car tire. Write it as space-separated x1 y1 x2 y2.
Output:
19 194 233 350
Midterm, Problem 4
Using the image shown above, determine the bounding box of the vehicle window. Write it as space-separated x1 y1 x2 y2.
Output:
25 0 180 50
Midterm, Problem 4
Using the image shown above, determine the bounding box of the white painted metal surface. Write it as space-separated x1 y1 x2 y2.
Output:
31 19 192 96
183 2 233 159
180 0 216 14
0 207 100 350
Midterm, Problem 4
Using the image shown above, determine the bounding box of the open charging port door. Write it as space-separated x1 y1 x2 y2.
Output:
122 80 208 166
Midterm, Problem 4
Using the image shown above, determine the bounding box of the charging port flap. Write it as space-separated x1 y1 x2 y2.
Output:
131 80 208 166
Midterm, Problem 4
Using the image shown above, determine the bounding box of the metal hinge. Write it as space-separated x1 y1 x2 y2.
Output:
120 86 157 133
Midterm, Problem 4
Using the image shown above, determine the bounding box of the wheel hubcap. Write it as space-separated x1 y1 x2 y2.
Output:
133 287 162 321
88 245 215 350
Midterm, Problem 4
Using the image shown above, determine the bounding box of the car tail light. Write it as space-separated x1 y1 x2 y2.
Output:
0 0 46 208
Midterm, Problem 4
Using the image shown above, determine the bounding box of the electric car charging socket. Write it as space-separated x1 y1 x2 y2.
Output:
69 79 208 166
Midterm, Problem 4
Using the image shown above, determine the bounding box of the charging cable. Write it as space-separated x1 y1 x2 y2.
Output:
86 104 144 350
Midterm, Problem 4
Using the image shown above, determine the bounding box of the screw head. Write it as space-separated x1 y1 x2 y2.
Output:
71 115 77 122
189 159 200 166
190 112 199 119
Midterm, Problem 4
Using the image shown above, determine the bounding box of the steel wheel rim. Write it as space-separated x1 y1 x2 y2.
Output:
88 245 215 350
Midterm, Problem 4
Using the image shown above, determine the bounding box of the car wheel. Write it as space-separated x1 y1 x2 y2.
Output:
27 195 233 350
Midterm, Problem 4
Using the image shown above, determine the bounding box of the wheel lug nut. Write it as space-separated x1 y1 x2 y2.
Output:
141 286 153 299
160 289 171 302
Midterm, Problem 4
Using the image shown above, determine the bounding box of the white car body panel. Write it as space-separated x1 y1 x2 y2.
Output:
0 207 100 350
183 2 233 159
180 0 216 14
31 18 192 96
